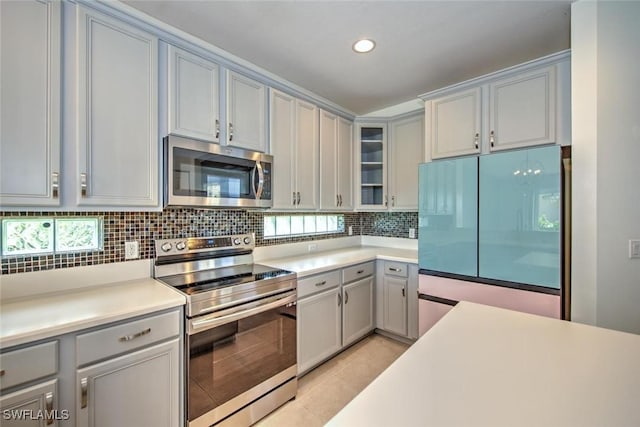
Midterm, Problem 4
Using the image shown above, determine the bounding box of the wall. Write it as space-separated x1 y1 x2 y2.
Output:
0 210 416 275
571 0 640 334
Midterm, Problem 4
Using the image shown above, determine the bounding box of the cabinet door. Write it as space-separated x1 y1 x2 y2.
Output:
489 66 556 151
430 87 481 159
0 380 58 427
76 339 180 427
383 276 407 336
336 117 354 210
269 89 296 208
0 0 61 206
342 277 374 346
319 110 338 209
295 99 319 209
297 288 341 374
358 124 387 210
76 7 158 206
168 45 219 142
389 115 424 211
226 71 266 152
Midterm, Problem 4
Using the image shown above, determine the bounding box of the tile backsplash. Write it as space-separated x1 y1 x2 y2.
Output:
0 210 417 274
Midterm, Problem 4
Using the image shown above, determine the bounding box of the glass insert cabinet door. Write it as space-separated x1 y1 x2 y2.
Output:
478 145 561 288
418 157 478 276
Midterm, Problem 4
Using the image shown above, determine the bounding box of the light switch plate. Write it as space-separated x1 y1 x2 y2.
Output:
409 228 416 239
629 239 640 259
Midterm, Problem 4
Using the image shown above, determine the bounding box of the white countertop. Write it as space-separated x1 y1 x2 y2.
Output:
260 246 418 277
0 278 185 348
328 302 640 427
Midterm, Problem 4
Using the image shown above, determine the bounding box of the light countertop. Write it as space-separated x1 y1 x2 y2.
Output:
0 278 185 348
260 246 418 277
328 301 640 427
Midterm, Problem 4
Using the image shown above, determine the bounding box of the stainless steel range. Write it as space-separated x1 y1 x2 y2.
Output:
153 233 297 427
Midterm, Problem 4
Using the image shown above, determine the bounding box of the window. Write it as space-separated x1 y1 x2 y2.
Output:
263 214 344 238
1 217 103 256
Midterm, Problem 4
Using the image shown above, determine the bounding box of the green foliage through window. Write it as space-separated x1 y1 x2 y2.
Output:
1 217 103 256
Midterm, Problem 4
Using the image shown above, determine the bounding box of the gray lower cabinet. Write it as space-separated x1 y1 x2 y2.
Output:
297 262 375 375
297 287 342 374
376 261 419 340
0 380 58 427
76 339 180 427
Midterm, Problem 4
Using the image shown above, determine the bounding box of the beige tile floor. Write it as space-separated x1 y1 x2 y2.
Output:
256 333 411 427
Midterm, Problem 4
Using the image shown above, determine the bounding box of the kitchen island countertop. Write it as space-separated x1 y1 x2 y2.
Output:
327 301 640 427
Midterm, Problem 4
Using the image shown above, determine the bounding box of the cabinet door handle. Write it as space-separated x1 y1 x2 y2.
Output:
293 192 296 205
315 280 327 287
119 327 151 342
474 132 479 149
80 377 88 409
45 391 54 425
490 130 495 147
52 172 59 199
339 194 343 206
337 293 342 306
80 173 87 197
229 122 234 141
402 287 405 297
384 195 388 207
344 290 349 304
391 195 395 207
297 192 301 205
356 269 364 274
388 267 401 272
215 119 220 139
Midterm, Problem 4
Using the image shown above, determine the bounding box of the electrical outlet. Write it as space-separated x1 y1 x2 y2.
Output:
409 228 416 239
348 226 353 236
308 243 317 253
630 239 640 259
124 241 139 260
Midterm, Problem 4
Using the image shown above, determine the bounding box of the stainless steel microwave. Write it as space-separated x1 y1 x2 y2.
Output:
164 135 272 208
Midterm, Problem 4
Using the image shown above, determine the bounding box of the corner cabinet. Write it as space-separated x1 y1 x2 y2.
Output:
226 71 267 152
76 5 158 207
357 124 387 210
269 89 318 209
0 0 61 207
167 45 220 143
320 110 354 210
424 53 570 160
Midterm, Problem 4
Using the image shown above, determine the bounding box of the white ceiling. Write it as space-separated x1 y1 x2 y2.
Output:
124 0 572 116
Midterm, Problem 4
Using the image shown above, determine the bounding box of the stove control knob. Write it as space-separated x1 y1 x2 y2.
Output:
233 238 241 245
175 241 186 251
243 236 251 245
161 242 173 252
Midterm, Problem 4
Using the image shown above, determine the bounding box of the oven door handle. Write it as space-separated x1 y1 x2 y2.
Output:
189 291 296 334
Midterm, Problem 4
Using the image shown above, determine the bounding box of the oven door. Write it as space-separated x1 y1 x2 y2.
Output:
165 135 272 208
186 290 296 426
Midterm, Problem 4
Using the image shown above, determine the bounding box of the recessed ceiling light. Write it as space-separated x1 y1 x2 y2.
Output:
353 39 376 53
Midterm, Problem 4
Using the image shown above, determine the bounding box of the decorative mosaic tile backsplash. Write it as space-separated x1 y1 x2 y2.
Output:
0 210 415 274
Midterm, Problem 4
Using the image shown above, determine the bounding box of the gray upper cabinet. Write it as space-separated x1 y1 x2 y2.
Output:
388 114 424 211
488 66 556 151
0 0 61 207
76 5 158 207
320 110 353 211
167 45 220 143
430 87 482 159
269 89 318 209
226 70 267 152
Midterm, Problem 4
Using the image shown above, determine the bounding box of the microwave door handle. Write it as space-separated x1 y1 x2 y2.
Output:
255 161 265 199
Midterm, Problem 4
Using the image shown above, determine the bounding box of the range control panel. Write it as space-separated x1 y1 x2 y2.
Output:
154 233 255 257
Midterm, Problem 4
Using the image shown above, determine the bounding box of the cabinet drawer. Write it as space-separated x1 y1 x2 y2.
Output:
298 270 340 299
384 261 408 278
0 341 58 391
76 310 180 366
342 262 374 284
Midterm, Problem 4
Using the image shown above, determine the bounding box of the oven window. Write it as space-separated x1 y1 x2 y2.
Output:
173 147 254 199
188 303 296 421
